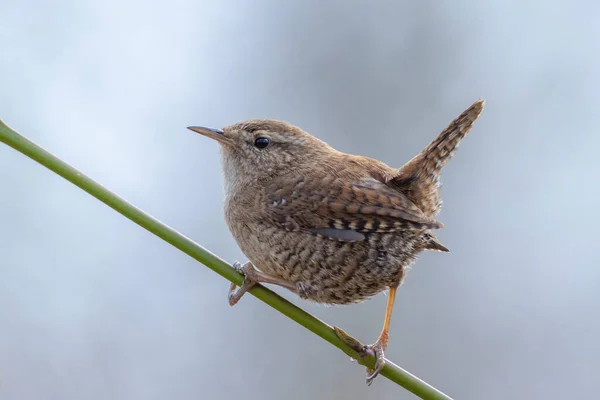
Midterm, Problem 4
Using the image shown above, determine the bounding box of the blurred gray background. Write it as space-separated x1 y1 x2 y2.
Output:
1 1 599 399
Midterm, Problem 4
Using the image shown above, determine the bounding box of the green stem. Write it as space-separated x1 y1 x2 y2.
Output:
0 120 453 400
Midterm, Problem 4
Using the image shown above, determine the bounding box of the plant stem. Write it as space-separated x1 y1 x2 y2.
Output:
0 120 454 400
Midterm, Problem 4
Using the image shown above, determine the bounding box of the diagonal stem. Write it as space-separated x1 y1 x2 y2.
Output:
0 120 454 400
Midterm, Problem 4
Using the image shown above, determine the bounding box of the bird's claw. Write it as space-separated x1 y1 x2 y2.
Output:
363 342 386 386
334 327 386 385
227 282 239 305
232 261 245 271
228 261 257 306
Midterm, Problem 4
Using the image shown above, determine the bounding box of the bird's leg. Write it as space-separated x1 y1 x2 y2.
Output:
228 261 296 306
335 285 399 386
362 285 397 385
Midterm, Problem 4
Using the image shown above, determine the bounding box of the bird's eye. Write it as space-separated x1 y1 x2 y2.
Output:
254 137 270 149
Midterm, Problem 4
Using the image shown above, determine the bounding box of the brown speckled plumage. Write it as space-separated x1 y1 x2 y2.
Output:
189 99 484 384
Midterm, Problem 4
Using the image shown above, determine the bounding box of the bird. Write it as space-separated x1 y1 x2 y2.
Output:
188 99 484 384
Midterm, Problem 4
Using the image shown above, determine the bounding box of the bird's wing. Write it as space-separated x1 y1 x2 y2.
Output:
264 174 443 242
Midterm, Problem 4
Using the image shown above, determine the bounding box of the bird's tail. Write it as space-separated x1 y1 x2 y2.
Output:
417 99 484 175
390 99 485 216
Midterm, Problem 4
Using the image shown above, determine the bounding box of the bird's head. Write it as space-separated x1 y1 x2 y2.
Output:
188 119 334 187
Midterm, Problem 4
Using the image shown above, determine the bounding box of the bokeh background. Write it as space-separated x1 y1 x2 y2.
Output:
1 1 599 399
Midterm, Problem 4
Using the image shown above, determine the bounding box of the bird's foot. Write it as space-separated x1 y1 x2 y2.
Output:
334 327 386 386
228 262 299 305
361 341 386 386
228 261 258 306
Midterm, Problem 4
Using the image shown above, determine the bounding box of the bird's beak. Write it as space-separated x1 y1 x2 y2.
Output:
187 126 234 145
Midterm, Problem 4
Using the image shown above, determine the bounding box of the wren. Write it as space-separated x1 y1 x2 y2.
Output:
188 99 484 384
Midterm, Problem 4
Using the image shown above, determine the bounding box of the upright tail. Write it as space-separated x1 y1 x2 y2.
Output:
389 99 485 217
